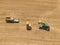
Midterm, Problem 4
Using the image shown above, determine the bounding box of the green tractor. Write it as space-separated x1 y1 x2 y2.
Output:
39 23 50 31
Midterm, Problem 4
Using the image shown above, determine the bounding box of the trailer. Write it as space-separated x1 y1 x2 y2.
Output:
26 21 32 30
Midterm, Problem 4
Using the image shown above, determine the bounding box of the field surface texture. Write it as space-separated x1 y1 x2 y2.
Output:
0 0 60 45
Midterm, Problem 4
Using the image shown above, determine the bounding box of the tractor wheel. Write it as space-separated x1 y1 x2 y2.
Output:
39 27 43 29
46 27 50 31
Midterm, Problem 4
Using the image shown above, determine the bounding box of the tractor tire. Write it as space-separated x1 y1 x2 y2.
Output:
46 27 50 31
39 27 43 29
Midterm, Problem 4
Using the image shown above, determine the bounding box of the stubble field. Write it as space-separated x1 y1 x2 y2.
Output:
0 0 60 45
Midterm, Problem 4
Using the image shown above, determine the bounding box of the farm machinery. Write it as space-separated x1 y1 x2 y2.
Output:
26 21 32 30
38 21 50 31
6 16 19 23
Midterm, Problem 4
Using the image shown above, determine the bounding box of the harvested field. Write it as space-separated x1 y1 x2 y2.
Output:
0 0 60 45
